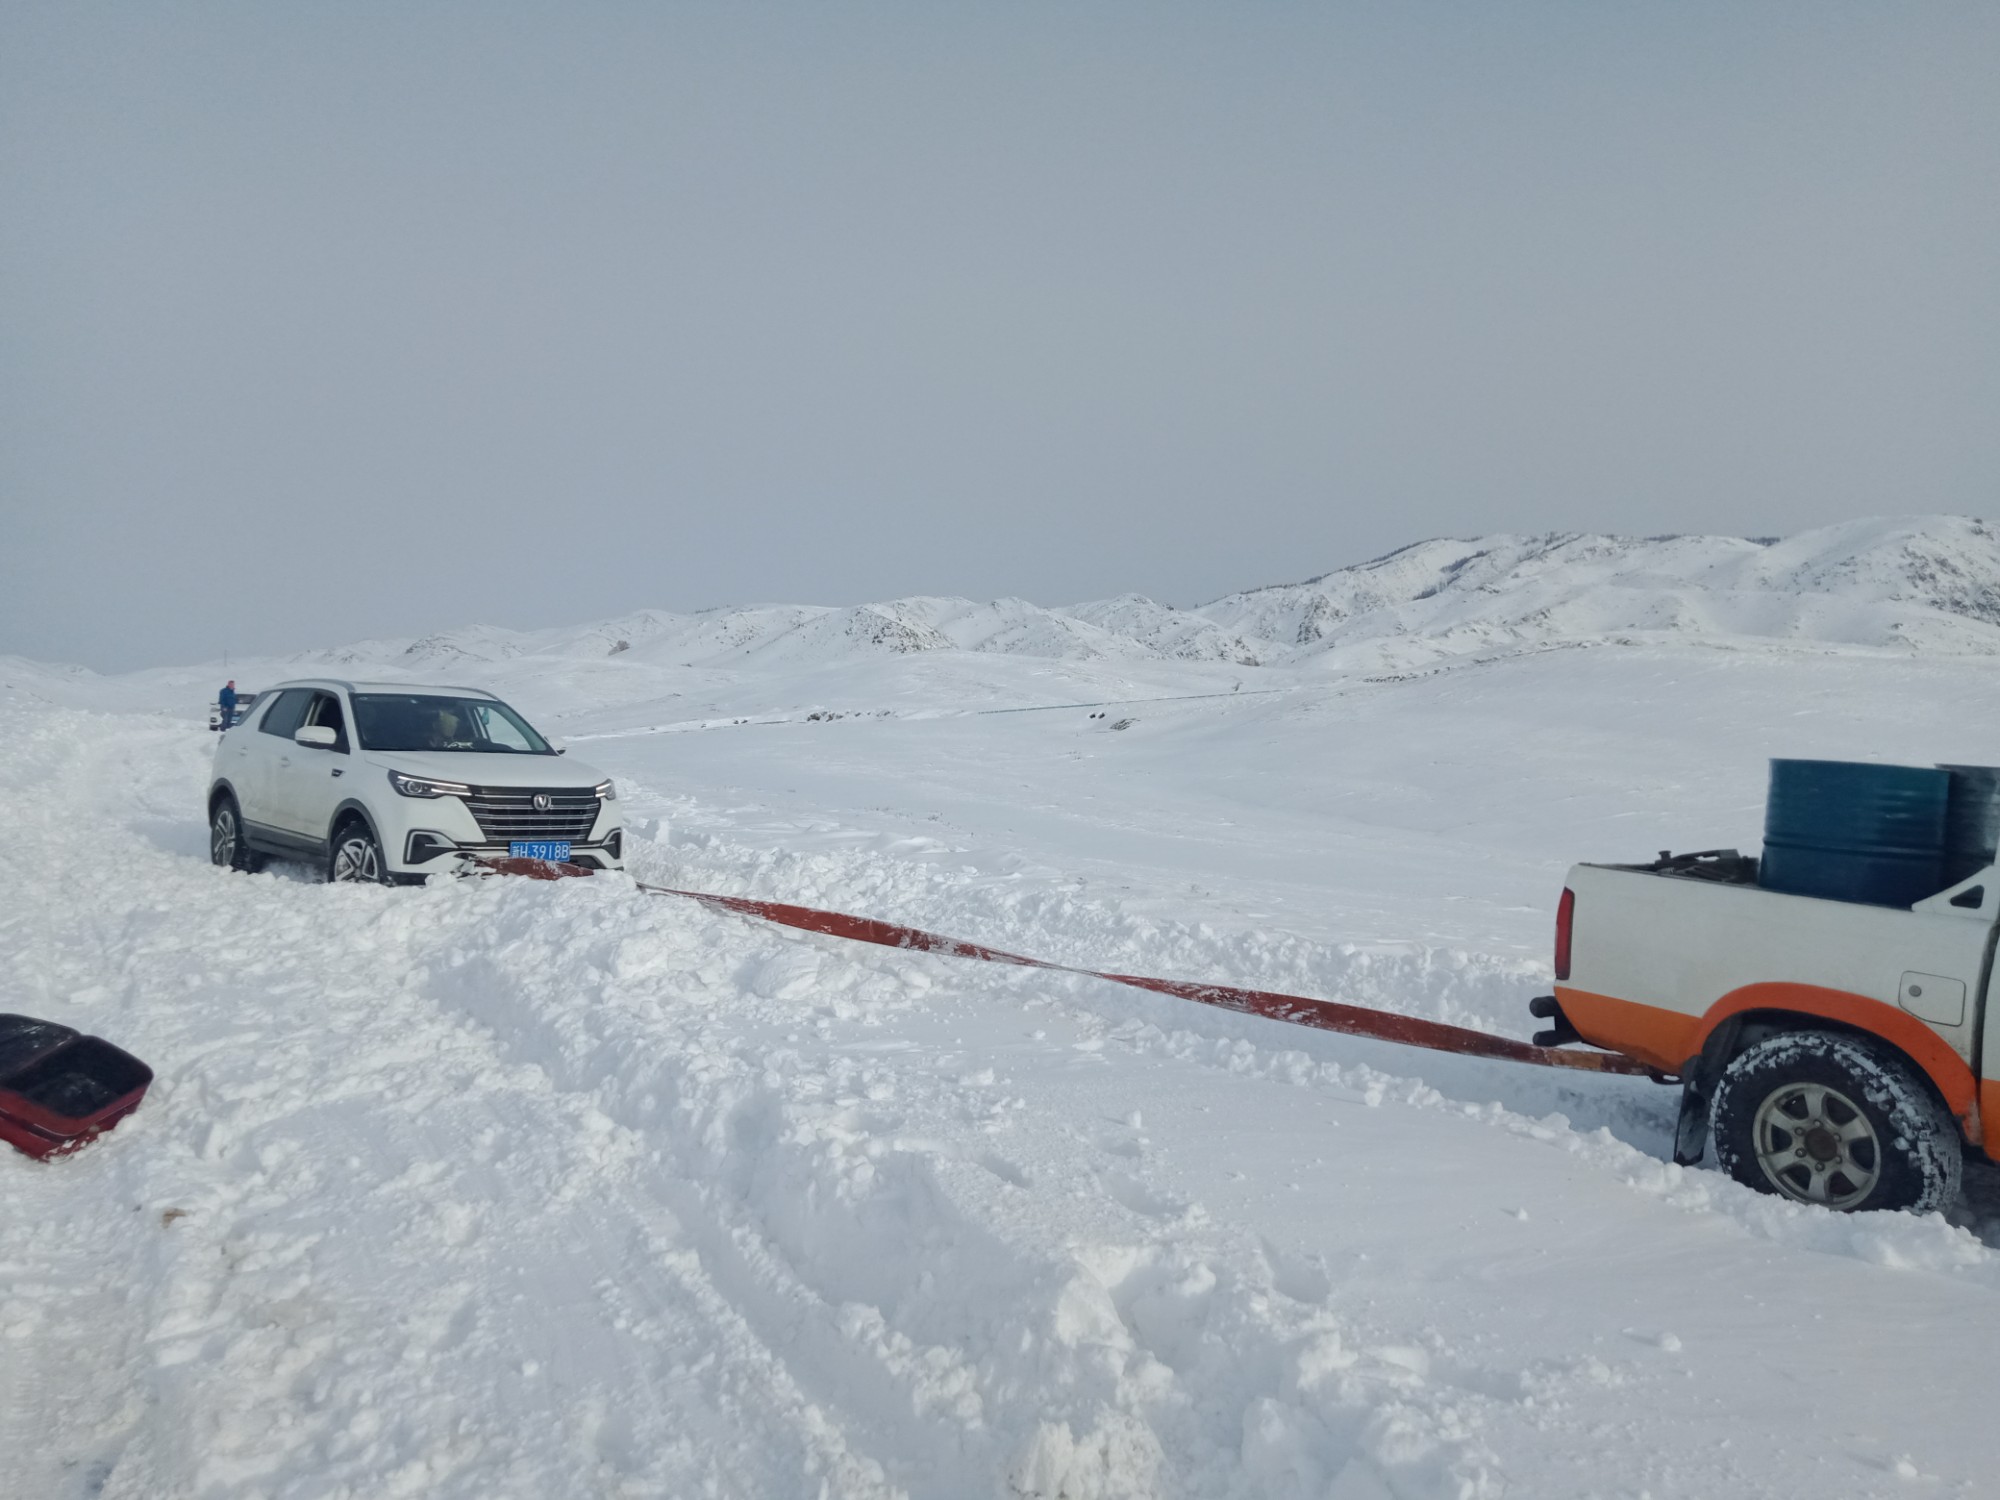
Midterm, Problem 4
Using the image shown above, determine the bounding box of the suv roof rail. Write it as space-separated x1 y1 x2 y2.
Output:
263 679 500 699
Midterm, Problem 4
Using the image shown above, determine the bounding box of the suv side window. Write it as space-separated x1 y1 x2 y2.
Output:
302 692 351 753
258 689 312 739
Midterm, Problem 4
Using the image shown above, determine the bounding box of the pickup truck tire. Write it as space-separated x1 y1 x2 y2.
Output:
1711 1031 1961 1214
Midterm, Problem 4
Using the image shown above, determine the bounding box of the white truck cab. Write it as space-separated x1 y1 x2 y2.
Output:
208 679 624 884
1543 851 1997 1213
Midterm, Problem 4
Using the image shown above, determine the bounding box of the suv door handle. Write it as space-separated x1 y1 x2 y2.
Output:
331 768 343 778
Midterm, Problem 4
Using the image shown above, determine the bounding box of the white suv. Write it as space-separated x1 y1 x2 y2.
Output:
208 679 624 883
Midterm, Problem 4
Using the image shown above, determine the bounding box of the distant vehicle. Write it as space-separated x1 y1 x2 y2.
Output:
1539 848 1990 1215
207 679 623 884
208 692 258 732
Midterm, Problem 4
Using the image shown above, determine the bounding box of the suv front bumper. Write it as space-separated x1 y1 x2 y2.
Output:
398 826 625 875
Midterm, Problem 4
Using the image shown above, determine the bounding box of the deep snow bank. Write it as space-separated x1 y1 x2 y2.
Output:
14 626 2000 1495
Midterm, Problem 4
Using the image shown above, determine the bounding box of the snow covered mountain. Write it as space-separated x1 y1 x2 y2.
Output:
285 514 2000 675
1198 515 2000 661
10 517 1998 708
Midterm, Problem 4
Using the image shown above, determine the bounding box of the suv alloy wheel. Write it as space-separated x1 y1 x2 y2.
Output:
328 821 388 884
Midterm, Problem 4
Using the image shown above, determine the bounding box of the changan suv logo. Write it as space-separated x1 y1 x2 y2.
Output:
532 793 552 812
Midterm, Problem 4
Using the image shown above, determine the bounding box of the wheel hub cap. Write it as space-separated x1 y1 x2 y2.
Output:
1751 1080 1882 1209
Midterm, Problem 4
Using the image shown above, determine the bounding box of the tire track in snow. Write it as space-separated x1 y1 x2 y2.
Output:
16 704 2000 1499
627 820 1682 1154
627 817 2000 1272
408 880 1517 1499
0 707 902 1499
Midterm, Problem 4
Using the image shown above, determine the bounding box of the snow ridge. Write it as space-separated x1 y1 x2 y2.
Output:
12 517 2000 697
282 514 2000 675
1197 516 2000 662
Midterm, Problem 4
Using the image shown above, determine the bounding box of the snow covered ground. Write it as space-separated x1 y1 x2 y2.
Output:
11 523 2000 1497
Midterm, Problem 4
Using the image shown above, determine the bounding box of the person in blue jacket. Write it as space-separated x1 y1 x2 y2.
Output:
217 680 238 730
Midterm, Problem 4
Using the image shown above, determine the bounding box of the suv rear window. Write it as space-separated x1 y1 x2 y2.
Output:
257 688 312 739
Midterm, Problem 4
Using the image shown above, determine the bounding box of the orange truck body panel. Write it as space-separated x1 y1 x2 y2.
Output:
1559 978 1985 1146
1556 987 1698 1075
1558 860 2000 1156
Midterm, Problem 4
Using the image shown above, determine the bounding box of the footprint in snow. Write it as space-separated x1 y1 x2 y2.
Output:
743 948 822 1001
1097 1169 1196 1223
977 1153 1032 1189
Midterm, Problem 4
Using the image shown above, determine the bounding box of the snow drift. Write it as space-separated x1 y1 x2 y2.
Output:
12 515 2000 1497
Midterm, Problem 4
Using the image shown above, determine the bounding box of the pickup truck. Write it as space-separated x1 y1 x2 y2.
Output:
1538 849 1992 1214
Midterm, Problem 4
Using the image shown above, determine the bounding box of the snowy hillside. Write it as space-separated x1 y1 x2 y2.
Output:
283 513 2000 674
14 518 1996 709
13 517 2000 1496
1200 515 2000 661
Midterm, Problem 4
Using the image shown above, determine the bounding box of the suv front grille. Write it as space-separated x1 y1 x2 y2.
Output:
461 786 602 842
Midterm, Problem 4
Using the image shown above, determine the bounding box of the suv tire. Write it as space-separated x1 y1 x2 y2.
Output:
210 794 263 873
1711 1030 1961 1214
328 820 388 885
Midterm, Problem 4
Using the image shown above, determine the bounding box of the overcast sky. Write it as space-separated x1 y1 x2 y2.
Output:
4 3 1996 671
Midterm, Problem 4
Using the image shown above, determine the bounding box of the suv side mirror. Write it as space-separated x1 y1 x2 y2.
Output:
294 725 338 750
546 737 566 755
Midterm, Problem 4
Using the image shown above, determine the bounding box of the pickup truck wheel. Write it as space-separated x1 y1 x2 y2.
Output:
328 822 387 885
1711 1032 1961 1214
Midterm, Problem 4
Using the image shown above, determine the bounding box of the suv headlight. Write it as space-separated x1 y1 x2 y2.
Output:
389 771 472 799
594 779 616 801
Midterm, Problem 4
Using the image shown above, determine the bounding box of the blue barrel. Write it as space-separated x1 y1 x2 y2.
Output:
1941 765 2000 885
1759 759 1949 907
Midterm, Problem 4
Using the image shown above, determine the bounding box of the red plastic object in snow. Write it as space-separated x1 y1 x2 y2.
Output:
0 1015 154 1160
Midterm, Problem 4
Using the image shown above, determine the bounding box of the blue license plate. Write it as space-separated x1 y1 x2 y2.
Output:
509 840 572 862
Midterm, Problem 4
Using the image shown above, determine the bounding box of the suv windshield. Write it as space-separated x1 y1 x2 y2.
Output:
351 693 553 754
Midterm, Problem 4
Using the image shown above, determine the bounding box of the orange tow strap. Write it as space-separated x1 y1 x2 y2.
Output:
480 857 1652 1076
